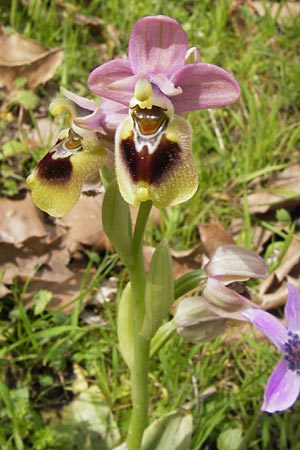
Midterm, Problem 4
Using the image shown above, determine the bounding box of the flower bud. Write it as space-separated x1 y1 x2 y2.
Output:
173 297 226 343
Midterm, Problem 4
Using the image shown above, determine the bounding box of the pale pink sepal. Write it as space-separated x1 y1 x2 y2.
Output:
206 245 269 283
128 15 188 76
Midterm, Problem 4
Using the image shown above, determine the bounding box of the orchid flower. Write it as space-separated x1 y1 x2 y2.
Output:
172 245 268 344
173 296 227 343
202 245 269 320
88 15 240 208
243 283 300 413
27 87 127 217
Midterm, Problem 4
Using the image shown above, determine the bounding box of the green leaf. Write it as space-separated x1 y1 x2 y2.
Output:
46 384 120 450
32 290 52 315
276 208 292 226
141 239 174 340
9 89 39 109
117 282 134 370
102 180 132 266
217 428 243 450
2 140 24 157
141 410 193 450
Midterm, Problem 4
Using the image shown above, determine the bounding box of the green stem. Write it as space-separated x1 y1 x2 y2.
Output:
126 201 152 450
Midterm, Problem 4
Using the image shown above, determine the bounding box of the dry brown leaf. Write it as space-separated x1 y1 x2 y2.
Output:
253 1 300 21
229 0 258 34
0 28 63 92
0 193 60 245
0 235 72 288
171 244 204 278
198 222 235 258
259 235 300 309
56 195 112 257
228 217 273 254
25 266 94 313
247 164 300 214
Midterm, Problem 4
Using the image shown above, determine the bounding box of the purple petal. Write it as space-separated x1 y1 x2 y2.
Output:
88 59 137 105
170 63 240 113
285 283 300 333
128 15 188 77
262 358 300 413
242 308 288 352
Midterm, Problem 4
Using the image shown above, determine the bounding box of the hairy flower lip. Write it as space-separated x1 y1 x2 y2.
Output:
27 86 127 217
88 15 240 113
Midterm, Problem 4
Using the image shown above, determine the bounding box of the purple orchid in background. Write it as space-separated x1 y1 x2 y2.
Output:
243 283 300 413
27 87 127 217
88 15 240 208
88 15 240 112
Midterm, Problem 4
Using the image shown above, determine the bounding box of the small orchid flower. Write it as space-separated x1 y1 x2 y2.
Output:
88 15 240 113
243 283 300 413
173 296 226 343
27 88 127 217
88 15 240 207
202 245 269 320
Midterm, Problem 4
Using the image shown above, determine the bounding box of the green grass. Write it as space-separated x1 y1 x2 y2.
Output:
1 0 300 449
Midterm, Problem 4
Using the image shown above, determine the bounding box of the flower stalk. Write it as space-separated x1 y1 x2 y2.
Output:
126 200 152 450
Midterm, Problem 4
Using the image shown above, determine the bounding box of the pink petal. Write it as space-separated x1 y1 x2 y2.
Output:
285 283 300 333
242 308 288 352
150 73 182 97
88 59 137 105
128 15 188 77
202 278 258 321
60 87 97 112
76 99 127 133
170 63 240 113
206 245 269 282
262 358 300 413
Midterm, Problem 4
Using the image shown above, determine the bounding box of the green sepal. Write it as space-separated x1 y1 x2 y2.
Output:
141 410 193 450
117 282 134 371
150 320 176 358
140 239 174 340
174 269 206 300
100 166 115 189
102 179 132 266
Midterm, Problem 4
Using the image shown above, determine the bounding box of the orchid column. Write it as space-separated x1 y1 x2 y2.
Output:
89 15 240 450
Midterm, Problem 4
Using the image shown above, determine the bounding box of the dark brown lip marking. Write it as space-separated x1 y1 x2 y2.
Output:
37 151 73 184
120 134 180 185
